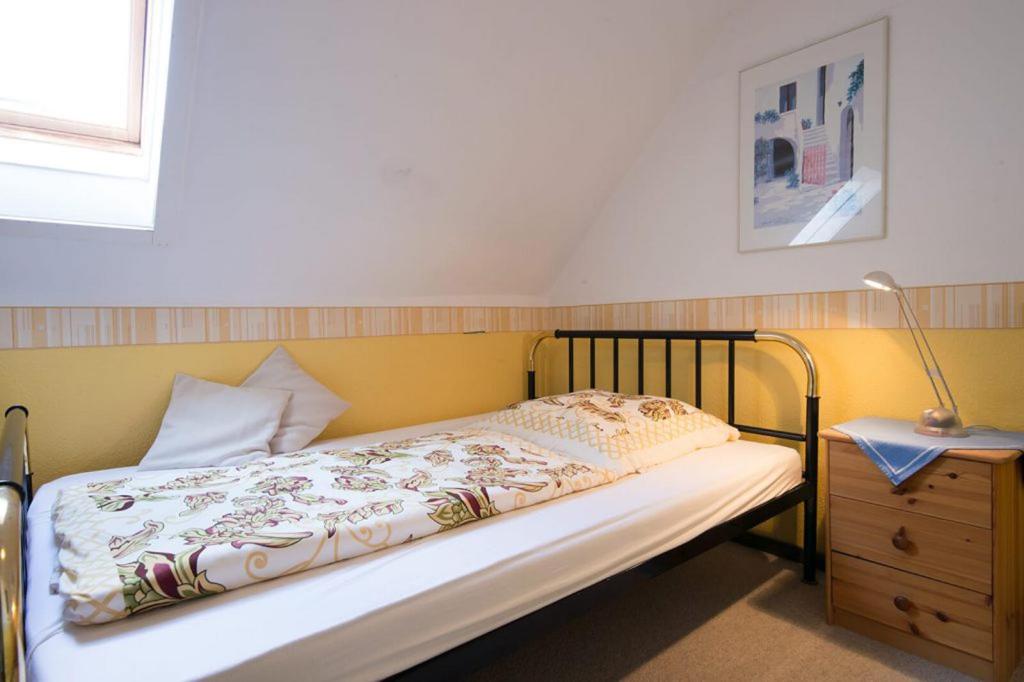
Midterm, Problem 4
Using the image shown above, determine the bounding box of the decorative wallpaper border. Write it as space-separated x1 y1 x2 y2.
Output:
553 281 1024 333
2 281 1022 350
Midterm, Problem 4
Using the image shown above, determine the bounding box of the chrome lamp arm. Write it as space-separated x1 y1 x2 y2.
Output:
862 271 965 437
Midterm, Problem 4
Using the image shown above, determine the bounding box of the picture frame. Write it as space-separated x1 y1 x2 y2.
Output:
739 18 888 252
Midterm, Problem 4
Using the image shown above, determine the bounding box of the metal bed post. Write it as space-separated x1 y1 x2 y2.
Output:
750 330 820 585
0 405 31 682
589 337 596 389
727 339 735 424
694 339 702 408
802 394 820 584
612 339 619 393
636 339 644 394
664 340 671 398
526 334 555 400
567 338 575 392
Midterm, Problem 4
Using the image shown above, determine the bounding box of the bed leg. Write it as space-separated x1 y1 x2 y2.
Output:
801 493 817 585
801 394 819 585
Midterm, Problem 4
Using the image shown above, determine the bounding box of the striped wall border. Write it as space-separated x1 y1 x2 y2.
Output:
2 281 1023 350
552 281 1024 332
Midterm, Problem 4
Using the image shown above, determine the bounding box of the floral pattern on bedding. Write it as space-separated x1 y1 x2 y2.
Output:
475 390 740 474
52 428 616 624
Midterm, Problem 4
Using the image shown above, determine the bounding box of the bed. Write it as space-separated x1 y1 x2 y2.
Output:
0 329 820 682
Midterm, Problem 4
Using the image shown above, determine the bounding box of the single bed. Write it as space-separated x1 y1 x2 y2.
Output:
2 329 820 682
26 415 802 682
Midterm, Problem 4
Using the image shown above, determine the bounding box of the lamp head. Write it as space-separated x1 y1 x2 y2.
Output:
863 270 900 292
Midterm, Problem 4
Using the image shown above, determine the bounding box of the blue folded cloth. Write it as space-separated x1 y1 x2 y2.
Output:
833 417 1024 486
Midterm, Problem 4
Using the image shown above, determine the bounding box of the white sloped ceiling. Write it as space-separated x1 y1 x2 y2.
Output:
0 0 741 306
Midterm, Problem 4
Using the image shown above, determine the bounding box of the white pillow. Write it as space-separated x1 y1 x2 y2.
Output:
138 374 292 471
242 346 350 453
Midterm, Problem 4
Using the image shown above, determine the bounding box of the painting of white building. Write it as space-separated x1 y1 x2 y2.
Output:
753 53 864 229
739 18 886 251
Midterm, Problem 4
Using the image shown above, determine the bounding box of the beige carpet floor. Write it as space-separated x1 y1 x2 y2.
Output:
470 543 1022 681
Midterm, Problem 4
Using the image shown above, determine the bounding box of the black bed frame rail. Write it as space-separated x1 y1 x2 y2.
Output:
395 329 820 681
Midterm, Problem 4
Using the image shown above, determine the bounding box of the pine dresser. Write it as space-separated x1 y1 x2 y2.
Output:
821 428 1024 681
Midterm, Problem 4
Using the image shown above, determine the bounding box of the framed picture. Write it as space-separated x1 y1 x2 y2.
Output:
739 18 888 252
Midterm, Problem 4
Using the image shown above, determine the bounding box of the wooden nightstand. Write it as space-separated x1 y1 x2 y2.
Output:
821 428 1024 681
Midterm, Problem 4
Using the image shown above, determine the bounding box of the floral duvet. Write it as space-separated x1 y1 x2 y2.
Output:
52 428 616 625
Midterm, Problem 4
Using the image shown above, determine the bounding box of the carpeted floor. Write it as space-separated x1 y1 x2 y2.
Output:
471 543 1022 681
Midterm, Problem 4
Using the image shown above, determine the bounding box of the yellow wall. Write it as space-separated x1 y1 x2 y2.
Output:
538 329 1024 546
2 327 1022 551
0 332 537 485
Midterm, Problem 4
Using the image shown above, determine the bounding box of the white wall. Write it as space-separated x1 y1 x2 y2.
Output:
549 0 1024 305
0 0 738 307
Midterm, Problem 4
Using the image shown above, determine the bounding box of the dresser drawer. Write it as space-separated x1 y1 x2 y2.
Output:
829 440 992 528
832 552 993 660
830 496 992 593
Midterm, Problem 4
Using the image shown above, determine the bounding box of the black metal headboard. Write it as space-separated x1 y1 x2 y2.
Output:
527 329 818 439
526 328 821 573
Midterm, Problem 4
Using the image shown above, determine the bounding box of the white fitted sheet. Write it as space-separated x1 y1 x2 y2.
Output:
26 415 802 682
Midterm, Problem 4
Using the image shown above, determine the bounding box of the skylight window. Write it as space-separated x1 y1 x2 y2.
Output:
0 0 176 232
0 0 147 147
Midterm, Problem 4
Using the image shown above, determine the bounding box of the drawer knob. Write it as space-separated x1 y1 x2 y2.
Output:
893 595 913 612
891 526 911 551
936 611 950 622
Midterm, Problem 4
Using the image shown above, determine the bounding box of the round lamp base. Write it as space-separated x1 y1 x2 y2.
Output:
914 407 968 438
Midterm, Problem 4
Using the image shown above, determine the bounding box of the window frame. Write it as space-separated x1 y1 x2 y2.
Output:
0 0 148 151
778 81 797 114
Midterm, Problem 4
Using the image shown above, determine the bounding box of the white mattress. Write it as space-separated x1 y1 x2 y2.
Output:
26 415 802 682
